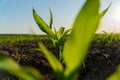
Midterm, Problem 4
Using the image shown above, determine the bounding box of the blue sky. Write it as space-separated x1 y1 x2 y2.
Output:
0 0 120 34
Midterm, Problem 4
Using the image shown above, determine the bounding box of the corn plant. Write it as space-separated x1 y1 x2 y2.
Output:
0 53 42 80
0 0 110 80
33 8 71 61
37 0 110 80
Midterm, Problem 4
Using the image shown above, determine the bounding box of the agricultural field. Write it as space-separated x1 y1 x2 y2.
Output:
0 33 120 80
1 0 120 80
0 34 48 43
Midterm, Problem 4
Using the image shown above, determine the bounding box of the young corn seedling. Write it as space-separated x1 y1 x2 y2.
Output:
0 0 110 80
33 8 71 61
37 0 111 80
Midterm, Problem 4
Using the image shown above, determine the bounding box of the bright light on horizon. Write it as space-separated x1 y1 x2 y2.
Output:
97 1 120 33
113 6 120 22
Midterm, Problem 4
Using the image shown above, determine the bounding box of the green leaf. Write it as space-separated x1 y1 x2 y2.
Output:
55 27 70 40
33 9 55 39
21 67 43 80
54 27 58 39
49 8 53 29
59 28 71 40
107 66 120 80
0 53 42 80
54 27 57 34
38 43 64 80
59 27 65 35
56 27 65 40
63 0 100 79
99 4 111 19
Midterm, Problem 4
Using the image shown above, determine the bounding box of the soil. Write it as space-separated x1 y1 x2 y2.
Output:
0 39 120 80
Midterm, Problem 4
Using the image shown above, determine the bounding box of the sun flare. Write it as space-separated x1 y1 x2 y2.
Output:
113 6 120 22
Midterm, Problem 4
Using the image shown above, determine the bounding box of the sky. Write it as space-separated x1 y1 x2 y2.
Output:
0 0 120 34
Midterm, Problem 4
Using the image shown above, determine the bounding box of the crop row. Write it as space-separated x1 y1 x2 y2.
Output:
0 0 119 80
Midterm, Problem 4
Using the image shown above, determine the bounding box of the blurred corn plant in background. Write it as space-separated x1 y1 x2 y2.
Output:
0 53 43 80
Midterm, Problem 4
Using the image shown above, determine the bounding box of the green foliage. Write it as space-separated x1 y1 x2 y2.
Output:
49 8 53 29
99 4 111 19
38 0 110 80
95 31 120 45
38 43 64 80
0 0 111 80
0 34 46 44
107 65 120 80
63 0 100 78
0 53 42 80
53 27 71 60
33 9 55 39
33 8 71 61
